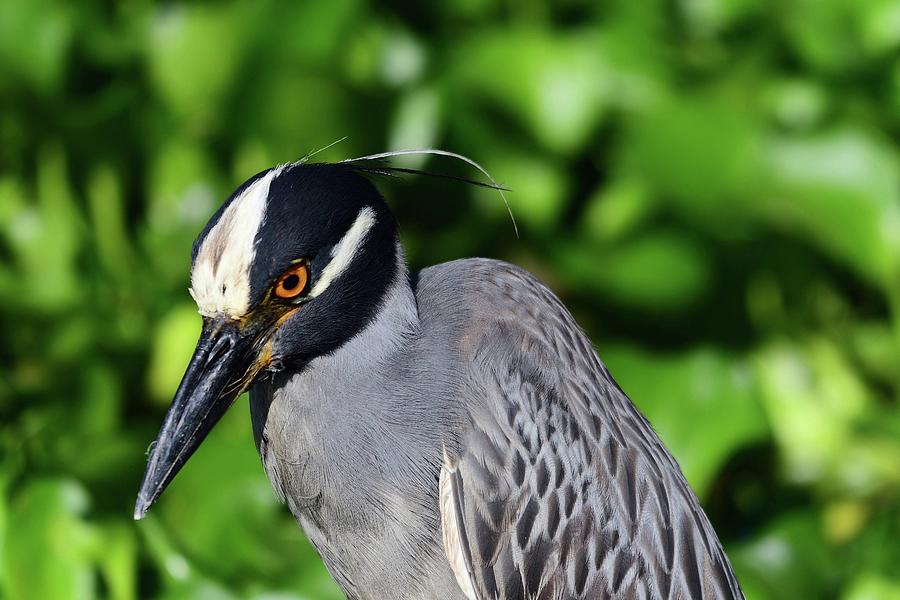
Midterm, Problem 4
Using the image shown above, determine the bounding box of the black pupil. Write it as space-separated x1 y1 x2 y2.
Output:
282 274 300 291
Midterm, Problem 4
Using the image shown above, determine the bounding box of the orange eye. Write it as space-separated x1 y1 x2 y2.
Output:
273 262 309 299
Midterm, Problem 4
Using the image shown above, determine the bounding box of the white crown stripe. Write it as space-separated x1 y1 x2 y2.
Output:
190 168 281 317
190 173 375 317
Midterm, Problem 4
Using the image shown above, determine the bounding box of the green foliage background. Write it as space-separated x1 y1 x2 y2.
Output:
1 0 900 598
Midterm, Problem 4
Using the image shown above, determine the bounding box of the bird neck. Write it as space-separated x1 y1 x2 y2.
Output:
357 242 419 359
249 247 456 593
250 241 428 498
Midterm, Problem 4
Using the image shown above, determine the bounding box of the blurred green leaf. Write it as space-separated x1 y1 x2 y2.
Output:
763 78 829 131
781 0 864 72
474 150 568 231
622 94 764 236
0 0 73 93
147 303 202 405
378 26 427 88
890 59 900 123
97 521 138 600
238 74 352 161
0 470 7 575
388 87 441 167
581 178 655 243
857 0 900 57
763 128 900 286
157 579 240 600
88 165 134 278
451 29 611 154
843 573 900 600
4 145 83 312
268 0 361 68
849 321 900 387
754 338 900 495
2 480 96 600
143 138 220 286
679 0 763 36
731 512 837 599
137 515 194 586
557 229 712 310
147 4 246 121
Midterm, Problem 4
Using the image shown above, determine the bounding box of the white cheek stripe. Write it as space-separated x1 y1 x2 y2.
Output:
310 206 376 298
190 167 282 317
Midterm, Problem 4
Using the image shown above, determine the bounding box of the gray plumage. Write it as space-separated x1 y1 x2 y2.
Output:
250 257 743 600
136 162 744 600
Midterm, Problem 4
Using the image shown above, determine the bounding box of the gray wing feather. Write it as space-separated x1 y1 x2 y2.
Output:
445 263 744 600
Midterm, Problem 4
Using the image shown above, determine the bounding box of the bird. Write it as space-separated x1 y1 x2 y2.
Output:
134 153 745 600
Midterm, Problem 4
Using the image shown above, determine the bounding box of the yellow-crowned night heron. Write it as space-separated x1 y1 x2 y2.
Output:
135 155 744 600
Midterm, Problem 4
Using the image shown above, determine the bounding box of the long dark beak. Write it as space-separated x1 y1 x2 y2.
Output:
134 317 262 519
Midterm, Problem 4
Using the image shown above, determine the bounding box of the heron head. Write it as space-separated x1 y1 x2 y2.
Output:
134 162 400 519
